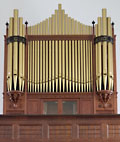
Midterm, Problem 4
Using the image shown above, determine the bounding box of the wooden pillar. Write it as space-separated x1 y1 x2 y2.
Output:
24 21 28 114
112 22 117 113
92 21 96 114
3 22 9 114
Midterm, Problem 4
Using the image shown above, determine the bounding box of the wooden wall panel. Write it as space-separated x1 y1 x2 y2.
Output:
27 100 39 114
80 100 93 114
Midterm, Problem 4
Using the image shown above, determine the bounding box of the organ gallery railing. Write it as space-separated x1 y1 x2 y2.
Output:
5 4 115 95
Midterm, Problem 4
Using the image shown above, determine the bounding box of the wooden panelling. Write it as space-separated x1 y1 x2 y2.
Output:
79 125 101 138
0 125 12 138
19 125 42 139
49 124 72 139
80 100 93 114
27 100 39 114
0 115 120 141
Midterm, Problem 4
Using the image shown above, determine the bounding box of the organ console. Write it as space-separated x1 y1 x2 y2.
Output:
3 4 117 114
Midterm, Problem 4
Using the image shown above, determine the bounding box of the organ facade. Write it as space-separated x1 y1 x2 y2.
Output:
1 4 119 142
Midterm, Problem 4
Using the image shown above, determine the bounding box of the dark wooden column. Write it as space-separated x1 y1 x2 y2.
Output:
24 21 28 114
3 22 9 114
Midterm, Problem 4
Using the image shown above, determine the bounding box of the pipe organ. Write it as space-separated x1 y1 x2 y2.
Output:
4 4 117 115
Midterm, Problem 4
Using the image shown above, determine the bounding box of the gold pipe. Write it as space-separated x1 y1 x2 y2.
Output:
68 18 72 92
95 24 98 91
51 15 55 92
65 14 69 91
19 18 23 91
62 10 65 92
83 25 86 92
22 24 25 92
49 17 52 35
27 27 30 92
90 41 93 91
69 40 72 92
59 40 62 92
72 19 75 92
75 40 77 92
34 25 38 92
85 36 89 92
78 40 81 92
32 26 35 92
45 19 48 92
37 24 40 92
52 40 55 92
29 27 32 92
49 40 52 92
58 7 62 92
80 25 83 92
49 18 52 92
55 10 58 92
87 26 91 92
102 9 107 90
13 9 18 90
46 40 48 92
107 17 113 90
43 40 45 92
42 21 46 92
7 17 13 91
58 4 62 35
98 18 102 90
40 23 43 92
66 40 69 92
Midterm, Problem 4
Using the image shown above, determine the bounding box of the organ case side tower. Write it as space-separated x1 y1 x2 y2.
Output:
3 4 117 114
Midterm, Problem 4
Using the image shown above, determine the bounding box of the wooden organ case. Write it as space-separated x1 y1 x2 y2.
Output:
3 4 117 116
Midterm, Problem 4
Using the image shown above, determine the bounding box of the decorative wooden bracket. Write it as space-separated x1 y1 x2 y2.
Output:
97 90 113 108
7 91 24 108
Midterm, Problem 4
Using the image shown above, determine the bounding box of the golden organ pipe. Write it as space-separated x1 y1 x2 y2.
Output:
49 18 52 92
58 7 62 92
46 39 48 92
43 40 45 92
78 39 81 92
27 27 30 92
75 40 78 92
62 10 65 92
29 27 32 92
13 9 18 90
95 24 98 91
45 19 48 92
68 17 72 92
98 17 102 90
107 17 113 90
22 24 25 92
55 10 58 92
42 21 46 92
65 14 69 92
40 22 43 92
102 9 107 90
86 26 89 92
32 26 35 92
69 40 72 92
59 40 62 92
83 25 86 92
34 25 38 92
90 41 93 91
75 21 78 92
49 40 52 92
7 17 13 91
51 15 55 92
80 24 83 92
88 39 91 92
19 18 23 91
37 24 40 92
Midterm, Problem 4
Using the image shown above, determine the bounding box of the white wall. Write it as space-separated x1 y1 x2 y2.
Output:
0 0 120 114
